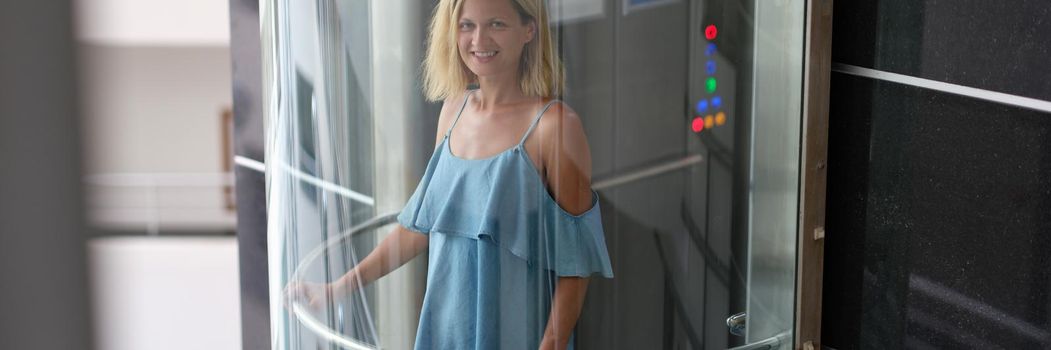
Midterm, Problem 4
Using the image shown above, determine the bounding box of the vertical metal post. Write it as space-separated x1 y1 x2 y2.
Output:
229 0 271 348
370 2 431 349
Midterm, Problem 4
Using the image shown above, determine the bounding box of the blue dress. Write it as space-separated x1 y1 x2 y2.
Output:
397 91 614 350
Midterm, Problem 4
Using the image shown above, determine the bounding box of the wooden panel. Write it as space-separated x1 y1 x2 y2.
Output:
795 0 833 348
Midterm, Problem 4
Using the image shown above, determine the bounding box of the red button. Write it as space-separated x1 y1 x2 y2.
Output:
691 117 705 132
705 25 718 40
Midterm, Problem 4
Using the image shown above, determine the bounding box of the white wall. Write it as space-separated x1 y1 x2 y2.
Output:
81 45 231 174
79 45 236 231
89 237 242 350
75 0 230 46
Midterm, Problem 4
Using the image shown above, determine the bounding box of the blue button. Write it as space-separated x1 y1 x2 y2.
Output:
706 60 716 74
706 43 716 56
696 99 709 114
712 96 722 108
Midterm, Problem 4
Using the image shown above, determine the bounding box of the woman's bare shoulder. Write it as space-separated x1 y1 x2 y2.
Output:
535 101 588 152
532 100 594 214
434 90 471 146
533 101 591 170
442 90 470 115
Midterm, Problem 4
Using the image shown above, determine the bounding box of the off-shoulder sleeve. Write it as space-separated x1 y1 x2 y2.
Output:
536 191 614 278
397 191 427 234
396 164 436 234
393 145 612 278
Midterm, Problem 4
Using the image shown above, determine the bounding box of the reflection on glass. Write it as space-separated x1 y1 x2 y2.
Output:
263 0 379 348
262 0 806 349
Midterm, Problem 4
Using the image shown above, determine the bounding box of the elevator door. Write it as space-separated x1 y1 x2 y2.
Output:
557 1 803 348
261 0 807 349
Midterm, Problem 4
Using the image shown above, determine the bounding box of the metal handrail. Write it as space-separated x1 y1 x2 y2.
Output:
726 331 791 350
286 211 400 350
592 154 703 190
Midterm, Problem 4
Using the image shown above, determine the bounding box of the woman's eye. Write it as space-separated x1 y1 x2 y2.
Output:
490 21 505 28
458 22 473 30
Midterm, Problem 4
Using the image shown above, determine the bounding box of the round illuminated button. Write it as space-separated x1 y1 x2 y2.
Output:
706 77 717 93
696 99 709 114
706 43 717 56
706 61 716 75
691 117 704 133
705 25 718 40
716 112 726 126
705 115 714 128
712 96 722 108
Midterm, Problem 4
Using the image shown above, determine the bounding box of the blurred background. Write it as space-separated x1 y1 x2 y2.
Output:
1 1 239 349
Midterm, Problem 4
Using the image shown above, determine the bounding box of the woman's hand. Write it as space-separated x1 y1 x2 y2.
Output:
281 225 427 313
283 280 329 310
282 273 356 311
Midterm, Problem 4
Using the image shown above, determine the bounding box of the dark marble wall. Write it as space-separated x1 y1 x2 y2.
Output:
822 1 1051 349
229 0 270 349
832 1 1051 100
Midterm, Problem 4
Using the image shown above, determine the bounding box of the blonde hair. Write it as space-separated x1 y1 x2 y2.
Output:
422 0 564 101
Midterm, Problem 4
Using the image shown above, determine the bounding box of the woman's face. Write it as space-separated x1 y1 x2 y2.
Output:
457 0 535 80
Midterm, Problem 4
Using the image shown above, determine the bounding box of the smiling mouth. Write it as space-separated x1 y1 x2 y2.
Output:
472 51 498 58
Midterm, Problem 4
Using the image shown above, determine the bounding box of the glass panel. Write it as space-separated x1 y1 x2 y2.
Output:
746 0 805 345
262 0 806 349
263 0 381 348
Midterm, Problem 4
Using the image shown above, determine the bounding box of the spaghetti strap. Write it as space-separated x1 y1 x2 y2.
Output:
445 90 474 138
518 99 561 146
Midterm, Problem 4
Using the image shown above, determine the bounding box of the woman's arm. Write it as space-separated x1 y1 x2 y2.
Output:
531 102 596 350
287 225 427 309
540 277 589 350
290 95 464 307
333 93 466 293
335 225 428 291
336 92 468 290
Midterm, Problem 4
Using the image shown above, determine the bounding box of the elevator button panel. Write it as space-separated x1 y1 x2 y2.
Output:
691 22 731 134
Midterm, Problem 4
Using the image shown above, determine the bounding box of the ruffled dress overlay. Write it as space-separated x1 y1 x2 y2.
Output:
397 91 614 350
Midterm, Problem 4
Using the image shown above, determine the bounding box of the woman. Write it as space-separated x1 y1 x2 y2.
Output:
292 0 612 348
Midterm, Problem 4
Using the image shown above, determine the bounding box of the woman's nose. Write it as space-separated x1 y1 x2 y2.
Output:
471 27 488 45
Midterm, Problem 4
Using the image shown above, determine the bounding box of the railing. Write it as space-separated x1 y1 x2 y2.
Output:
726 331 791 350
84 172 236 235
286 212 399 350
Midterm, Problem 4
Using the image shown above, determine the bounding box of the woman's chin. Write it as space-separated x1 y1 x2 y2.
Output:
468 68 513 81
